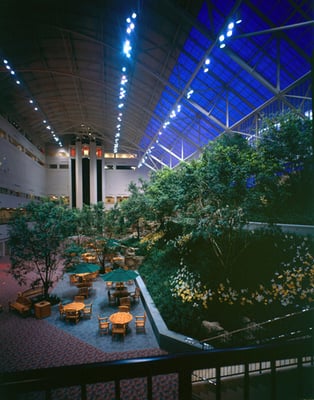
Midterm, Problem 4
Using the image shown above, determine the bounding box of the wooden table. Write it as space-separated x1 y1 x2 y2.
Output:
63 302 85 312
109 311 133 325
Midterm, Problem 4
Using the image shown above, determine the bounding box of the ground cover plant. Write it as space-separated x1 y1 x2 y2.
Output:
138 226 314 344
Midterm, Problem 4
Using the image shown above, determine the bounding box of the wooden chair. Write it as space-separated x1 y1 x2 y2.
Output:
69 274 79 285
118 305 130 313
131 287 141 303
115 282 125 290
88 271 99 281
108 291 116 306
74 295 85 302
135 312 146 332
82 303 93 319
65 309 80 324
78 287 89 298
111 323 126 338
120 296 131 307
98 315 110 335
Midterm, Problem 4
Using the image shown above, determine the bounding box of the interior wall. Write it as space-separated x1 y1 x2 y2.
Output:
0 117 150 212
104 167 150 209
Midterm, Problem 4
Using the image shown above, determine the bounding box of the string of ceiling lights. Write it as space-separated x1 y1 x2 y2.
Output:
113 11 137 154
1 58 63 148
138 16 242 168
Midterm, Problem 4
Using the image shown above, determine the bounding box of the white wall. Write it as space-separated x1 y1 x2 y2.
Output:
45 146 70 198
104 167 150 209
0 117 151 210
0 125 46 201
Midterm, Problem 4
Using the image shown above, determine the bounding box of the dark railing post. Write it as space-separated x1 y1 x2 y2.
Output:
115 379 120 399
244 363 250 400
297 356 303 399
147 375 153 400
178 370 192 400
270 359 276 400
215 367 221 400
81 383 87 400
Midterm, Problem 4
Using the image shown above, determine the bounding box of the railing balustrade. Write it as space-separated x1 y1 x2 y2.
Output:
0 338 312 400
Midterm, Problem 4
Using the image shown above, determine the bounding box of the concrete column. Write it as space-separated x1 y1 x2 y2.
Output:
75 140 83 209
101 149 105 202
90 141 97 205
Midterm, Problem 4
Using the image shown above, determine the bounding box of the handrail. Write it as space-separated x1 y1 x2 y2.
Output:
0 338 312 400
200 306 313 345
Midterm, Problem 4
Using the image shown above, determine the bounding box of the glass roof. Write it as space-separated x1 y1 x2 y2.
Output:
139 0 312 169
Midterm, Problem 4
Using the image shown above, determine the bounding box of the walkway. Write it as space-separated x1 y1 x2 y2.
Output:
0 257 163 373
46 272 159 353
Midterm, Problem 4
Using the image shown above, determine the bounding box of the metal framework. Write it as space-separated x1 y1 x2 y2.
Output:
0 0 312 171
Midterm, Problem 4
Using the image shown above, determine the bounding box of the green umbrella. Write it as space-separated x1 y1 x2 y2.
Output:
69 263 100 274
100 268 139 282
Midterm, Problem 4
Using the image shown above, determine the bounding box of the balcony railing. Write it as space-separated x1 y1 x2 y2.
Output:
0 338 312 400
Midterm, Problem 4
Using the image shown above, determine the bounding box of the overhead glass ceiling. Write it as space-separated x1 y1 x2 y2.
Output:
0 0 311 171
138 0 313 170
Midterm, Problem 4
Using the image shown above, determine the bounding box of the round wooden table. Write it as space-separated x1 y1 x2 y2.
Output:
63 302 85 312
109 311 133 325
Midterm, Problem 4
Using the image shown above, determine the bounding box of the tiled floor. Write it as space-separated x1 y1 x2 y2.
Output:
46 273 160 353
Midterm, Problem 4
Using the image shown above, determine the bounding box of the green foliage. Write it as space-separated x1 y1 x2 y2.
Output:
104 203 126 236
8 201 77 297
250 111 313 222
198 133 256 210
77 202 106 236
142 229 314 340
119 181 152 239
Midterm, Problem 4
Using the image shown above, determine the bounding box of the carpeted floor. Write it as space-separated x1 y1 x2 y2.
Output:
0 257 178 399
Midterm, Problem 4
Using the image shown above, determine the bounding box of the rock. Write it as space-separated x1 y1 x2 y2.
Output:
202 320 224 334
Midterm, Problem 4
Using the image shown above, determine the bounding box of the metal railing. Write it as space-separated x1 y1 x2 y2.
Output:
0 338 312 400
200 307 313 349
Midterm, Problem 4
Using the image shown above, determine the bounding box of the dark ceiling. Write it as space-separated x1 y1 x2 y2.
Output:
0 0 313 170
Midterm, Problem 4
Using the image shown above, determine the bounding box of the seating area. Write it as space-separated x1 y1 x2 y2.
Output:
8 286 45 316
42 272 158 351
8 293 32 317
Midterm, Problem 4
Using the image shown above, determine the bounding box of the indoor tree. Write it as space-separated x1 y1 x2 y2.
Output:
119 180 152 239
254 110 313 222
8 200 77 298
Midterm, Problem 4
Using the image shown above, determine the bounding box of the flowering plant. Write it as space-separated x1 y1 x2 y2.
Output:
140 231 165 250
170 238 313 310
169 262 210 309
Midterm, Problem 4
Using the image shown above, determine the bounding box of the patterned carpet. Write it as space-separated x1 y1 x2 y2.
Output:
0 257 178 399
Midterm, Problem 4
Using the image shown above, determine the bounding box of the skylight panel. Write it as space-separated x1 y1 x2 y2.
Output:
184 33 207 60
189 26 211 50
280 41 310 81
177 52 198 72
